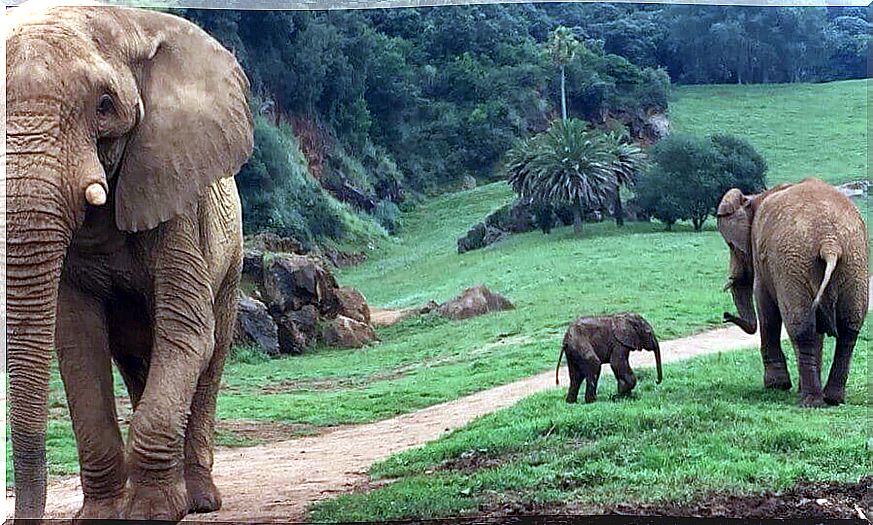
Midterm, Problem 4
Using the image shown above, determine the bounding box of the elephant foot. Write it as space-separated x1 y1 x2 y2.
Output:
123 476 190 521
77 496 124 520
823 386 846 406
186 468 223 513
763 367 792 391
799 393 827 409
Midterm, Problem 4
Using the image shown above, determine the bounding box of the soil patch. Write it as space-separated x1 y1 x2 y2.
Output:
436 449 510 473
479 478 871 521
607 478 871 521
216 419 321 445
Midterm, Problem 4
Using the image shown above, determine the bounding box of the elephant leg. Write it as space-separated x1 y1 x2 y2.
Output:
756 285 791 390
123 222 215 521
583 359 601 404
610 349 637 397
184 270 238 513
56 281 126 518
566 357 582 404
823 326 859 406
784 309 825 408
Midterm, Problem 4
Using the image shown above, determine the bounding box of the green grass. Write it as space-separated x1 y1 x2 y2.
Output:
217 183 738 428
670 79 868 186
309 327 871 522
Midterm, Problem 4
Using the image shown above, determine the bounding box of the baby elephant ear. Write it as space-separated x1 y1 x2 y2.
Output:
115 8 254 232
613 316 641 350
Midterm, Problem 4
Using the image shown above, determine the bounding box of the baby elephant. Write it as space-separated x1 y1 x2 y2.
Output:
556 313 663 403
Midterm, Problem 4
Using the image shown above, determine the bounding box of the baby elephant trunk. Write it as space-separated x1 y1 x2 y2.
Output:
653 338 663 384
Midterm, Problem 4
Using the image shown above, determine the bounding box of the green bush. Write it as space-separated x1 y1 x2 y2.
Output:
636 133 768 231
710 133 768 194
373 200 402 234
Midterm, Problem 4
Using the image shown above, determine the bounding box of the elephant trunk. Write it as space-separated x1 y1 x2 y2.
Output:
6 157 76 518
725 281 758 334
653 338 662 384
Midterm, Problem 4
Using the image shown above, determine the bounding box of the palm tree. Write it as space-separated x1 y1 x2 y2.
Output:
548 26 579 122
604 131 647 227
504 119 613 237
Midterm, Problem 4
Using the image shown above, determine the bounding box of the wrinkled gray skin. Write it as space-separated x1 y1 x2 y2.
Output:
6 3 253 521
717 178 868 408
556 313 663 403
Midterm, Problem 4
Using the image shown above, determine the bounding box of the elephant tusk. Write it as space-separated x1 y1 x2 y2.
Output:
722 279 734 292
85 183 107 206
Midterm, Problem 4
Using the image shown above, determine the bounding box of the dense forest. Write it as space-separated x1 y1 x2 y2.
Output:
175 4 871 246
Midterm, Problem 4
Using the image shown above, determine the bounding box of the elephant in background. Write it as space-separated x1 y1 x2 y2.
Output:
7 3 253 520
556 313 663 403
717 177 868 408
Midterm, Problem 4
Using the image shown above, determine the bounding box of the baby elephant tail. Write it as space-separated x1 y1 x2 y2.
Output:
556 342 566 385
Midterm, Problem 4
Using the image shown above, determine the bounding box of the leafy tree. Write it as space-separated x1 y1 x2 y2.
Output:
636 134 723 231
637 133 767 232
505 119 613 236
710 134 767 195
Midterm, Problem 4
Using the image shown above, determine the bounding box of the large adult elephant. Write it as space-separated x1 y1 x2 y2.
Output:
717 177 868 408
6 2 253 520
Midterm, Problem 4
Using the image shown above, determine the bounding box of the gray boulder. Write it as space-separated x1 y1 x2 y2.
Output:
263 254 339 318
437 285 515 320
235 294 280 356
276 305 320 355
242 249 265 284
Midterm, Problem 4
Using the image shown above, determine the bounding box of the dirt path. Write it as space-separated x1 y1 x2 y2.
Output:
16 319 794 522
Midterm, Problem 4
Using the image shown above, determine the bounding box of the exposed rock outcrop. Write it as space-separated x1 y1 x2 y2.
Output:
236 252 378 355
234 294 280 356
322 315 378 349
437 285 515 320
336 286 371 324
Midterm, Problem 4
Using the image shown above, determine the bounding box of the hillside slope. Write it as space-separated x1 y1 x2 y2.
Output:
670 80 868 186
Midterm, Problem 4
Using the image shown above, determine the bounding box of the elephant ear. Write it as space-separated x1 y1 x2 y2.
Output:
716 189 752 256
612 315 641 350
115 9 253 232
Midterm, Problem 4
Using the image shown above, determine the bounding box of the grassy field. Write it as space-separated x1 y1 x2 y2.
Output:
670 80 868 186
310 327 870 522
9 80 869 500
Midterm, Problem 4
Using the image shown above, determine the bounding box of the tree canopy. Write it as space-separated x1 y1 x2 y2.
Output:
636 134 768 231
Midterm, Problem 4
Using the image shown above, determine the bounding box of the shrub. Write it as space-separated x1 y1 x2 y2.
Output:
710 134 767 194
636 133 768 231
373 200 402 234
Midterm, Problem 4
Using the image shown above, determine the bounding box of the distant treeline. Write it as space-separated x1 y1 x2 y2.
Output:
552 4 871 85
173 4 869 243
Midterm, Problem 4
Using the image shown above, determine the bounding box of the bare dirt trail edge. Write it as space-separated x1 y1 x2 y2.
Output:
13 278 872 522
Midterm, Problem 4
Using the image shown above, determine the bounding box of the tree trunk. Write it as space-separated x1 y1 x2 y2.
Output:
573 206 583 236
613 189 624 227
560 65 567 122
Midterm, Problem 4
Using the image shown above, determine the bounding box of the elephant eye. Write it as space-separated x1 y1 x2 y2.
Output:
97 94 115 116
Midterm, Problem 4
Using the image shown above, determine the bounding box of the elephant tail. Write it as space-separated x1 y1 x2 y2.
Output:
812 244 841 336
556 343 566 385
